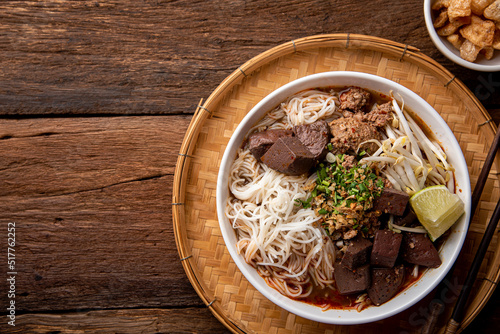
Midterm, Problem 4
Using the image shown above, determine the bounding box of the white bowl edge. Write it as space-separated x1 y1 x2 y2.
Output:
216 71 471 325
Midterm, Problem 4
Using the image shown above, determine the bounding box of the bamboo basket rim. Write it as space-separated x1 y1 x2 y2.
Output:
172 33 500 334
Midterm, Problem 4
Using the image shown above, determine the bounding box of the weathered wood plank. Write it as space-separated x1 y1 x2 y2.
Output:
0 176 204 311
1 0 498 116
0 116 206 312
7 308 230 333
0 116 187 196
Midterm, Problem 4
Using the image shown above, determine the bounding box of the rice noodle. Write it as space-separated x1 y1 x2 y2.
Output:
226 90 342 298
226 148 336 297
282 89 340 126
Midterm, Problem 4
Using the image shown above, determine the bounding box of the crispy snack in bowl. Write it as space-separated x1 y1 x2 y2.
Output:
432 0 500 62
484 0 500 20
494 29 500 47
460 39 483 61
447 33 464 48
432 0 451 11
448 0 472 21
472 0 495 15
460 15 495 47
437 16 470 35
434 10 450 27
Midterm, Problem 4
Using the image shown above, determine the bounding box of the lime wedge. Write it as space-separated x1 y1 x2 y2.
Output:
409 185 465 241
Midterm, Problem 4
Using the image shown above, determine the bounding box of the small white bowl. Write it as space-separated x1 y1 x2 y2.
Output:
216 71 471 324
424 0 500 71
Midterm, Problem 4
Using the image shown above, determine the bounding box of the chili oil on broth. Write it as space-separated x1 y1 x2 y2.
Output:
295 265 425 311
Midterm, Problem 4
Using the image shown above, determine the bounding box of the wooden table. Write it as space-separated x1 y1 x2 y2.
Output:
0 1 499 333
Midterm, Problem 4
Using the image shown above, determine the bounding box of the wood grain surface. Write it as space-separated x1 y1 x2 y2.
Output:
0 0 498 333
1 0 500 116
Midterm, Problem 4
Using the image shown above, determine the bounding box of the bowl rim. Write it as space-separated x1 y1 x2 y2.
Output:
216 71 471 324
423 0 500 72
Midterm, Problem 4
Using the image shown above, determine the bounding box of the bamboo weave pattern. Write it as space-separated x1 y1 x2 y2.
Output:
173 35 500 334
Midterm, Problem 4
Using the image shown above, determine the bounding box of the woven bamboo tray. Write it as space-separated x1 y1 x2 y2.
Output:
172 34 500 334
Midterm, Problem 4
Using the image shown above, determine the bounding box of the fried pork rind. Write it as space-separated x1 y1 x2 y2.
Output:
460 38 483 61
493 29 500 48
460 15 495 47
434 10 450 28
471 0 495 15
432 0 500 62
447 33 464 49
433 0 451 10
480 45 495 58
448 0 472 22
484 0 500 20
437 16 471 35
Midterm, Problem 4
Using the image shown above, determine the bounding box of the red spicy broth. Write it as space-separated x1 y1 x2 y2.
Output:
289 265 424 310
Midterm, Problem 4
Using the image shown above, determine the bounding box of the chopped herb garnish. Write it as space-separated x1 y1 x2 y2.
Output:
295 154 386 237
295 197 312 209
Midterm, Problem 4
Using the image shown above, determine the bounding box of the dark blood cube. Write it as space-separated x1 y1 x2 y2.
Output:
402 232 442 268
248 129 294 161
372 188 410 216
367 264 405 306
341 237 373 269
334 263 371 295
371 229 403 268
394 210 418 227
260 137 315 175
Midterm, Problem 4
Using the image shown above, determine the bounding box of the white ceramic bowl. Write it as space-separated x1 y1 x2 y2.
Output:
216 71 471 324
424 0 500 71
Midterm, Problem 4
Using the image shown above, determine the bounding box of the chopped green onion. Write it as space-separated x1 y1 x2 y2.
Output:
320 168 327 180
359 183 367 192
302 151 386 236
316 185 327 193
